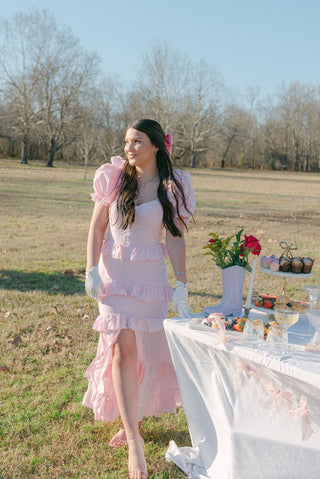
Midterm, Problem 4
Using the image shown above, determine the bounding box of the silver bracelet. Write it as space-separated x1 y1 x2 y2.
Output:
176 272 186 275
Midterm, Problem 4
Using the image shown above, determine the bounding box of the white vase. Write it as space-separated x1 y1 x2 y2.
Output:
204 265 246 318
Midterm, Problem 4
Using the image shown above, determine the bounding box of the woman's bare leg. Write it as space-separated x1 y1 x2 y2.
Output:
109 419 144 448
112 329 147 477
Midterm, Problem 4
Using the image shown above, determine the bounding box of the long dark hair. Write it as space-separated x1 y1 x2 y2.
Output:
116 119 191 237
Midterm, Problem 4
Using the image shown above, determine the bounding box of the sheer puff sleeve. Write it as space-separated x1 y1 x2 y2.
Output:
91 156 125 207
167 170 196 224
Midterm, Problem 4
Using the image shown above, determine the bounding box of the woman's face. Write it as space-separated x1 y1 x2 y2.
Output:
124 128 158 170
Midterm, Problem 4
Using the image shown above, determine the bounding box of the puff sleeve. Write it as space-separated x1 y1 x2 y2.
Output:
167 170 196 224
91 156 125 207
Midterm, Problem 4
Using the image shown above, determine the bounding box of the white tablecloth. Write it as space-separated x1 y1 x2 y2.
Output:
164 310 320 479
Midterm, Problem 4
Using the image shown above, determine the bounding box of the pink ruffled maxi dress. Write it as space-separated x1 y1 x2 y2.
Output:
83 156 196 422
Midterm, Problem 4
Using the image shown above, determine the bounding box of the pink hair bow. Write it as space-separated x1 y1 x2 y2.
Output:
165 134 172 154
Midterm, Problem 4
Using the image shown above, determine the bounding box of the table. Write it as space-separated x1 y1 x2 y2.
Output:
164 310 320 479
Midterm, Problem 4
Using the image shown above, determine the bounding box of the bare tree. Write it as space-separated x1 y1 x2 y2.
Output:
93 78 126 161
0 10 48 163
0 9 100 166
35 14 100 167
134 42 190 132
261 82 318 171
75 103 100 178
73 80 122 178
179 60 224 167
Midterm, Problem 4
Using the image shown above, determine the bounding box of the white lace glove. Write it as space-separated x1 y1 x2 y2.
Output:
85 266 106 301
172 280 194 319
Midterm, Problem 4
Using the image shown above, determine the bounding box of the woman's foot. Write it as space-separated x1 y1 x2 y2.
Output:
127 435 148 479
109 427 127 448
109 420 143 448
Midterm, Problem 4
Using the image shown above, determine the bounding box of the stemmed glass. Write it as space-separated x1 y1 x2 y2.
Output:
271 309 299 351
303 285 320 334
305 309 320 346
303 285 320 309
243 318 264 343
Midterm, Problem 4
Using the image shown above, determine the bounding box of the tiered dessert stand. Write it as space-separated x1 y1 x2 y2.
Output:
259 266 313 295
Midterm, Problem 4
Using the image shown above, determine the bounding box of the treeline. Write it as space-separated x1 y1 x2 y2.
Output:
0 9 320 172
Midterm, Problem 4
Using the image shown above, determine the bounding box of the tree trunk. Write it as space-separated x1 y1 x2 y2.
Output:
305 154 310 172
9 137 15 157
21 140 28 164
221 134 235 168
84 153 88 180
191 149 197 168
47 138 57 167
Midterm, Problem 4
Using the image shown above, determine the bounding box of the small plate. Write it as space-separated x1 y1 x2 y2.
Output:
187 317 241 336
251 303 275 316
187 317 218 332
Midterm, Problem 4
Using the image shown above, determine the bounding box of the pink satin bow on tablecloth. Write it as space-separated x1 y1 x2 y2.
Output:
259 381 293 415
165 134 172 154
235 360 268 380
290 395 314 441
233 360 268 390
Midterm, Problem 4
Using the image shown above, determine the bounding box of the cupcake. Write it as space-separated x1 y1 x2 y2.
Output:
260 256 269 269
291 257 303 274
270 259 280 272
302 257 314 274
279 255 291 272
260 255 277 269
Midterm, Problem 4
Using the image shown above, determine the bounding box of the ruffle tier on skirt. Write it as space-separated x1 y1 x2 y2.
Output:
82 323 181 422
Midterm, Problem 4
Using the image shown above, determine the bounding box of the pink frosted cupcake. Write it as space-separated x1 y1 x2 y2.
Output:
260 256 270 269
270 259 280 272
261 254 278 269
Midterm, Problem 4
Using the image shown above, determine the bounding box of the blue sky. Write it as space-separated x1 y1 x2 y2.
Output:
2 0 320 99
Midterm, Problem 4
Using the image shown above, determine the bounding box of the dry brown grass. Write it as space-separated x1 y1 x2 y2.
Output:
1 159 319 478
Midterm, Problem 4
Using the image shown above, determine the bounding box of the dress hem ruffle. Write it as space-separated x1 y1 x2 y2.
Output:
82 390 182 423
83 356 181 423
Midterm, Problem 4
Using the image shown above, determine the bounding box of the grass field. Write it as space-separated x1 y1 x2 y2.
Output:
1 159 320 478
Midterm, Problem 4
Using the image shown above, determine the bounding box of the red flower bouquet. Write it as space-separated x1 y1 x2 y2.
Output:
203 229 261 273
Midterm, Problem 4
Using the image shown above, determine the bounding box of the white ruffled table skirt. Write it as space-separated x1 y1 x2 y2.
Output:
164 310 320 479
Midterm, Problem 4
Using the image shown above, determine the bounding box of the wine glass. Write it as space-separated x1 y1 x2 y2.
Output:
266 322 287 353
303 285 320 308
305 308 320 345
273 309 299 351
243 318 264 342
303 285 320 334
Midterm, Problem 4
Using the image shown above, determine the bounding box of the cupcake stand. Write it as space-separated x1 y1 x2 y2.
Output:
259 265 313 295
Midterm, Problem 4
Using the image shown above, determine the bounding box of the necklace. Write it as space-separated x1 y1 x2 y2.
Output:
138 173 158 188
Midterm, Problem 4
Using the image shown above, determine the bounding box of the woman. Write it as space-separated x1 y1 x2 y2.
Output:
83 119 195 478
